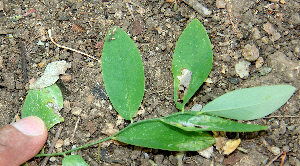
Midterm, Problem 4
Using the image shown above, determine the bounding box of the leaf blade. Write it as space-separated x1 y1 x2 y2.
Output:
201 85 296 120
102 27 145 120
172 19 213 110
62 155 89 166
115 119 215 151
162 112 268 132
22 84 64 130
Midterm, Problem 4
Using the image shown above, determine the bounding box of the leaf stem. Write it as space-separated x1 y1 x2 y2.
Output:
35 133 117 157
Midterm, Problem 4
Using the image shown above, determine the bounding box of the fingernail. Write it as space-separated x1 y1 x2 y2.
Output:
12 116 46 136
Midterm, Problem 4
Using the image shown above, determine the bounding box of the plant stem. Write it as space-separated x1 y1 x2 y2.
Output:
35 133 117 157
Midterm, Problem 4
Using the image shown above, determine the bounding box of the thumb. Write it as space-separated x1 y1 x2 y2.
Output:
0 116 48 166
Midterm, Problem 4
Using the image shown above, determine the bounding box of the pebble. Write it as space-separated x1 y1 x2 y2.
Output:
255 57 264 68
261 36 269 44
198 146 214 159
270 146 281 155
235 60 250 78
71 106 82 115
216 0 226 9
242 44 259 61
252 28 261 40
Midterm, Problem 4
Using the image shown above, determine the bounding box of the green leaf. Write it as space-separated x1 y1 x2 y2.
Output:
22 84 64 130
102 26 145 120
62 155 89 166
172 19 213 110
201 85 296 120
115 119 215 151
162 112 268 132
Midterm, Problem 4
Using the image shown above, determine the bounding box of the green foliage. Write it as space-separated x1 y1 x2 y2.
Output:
172 19 213 110
114 119 215 151
161 111 268 132
62 155 89 166
28 19 296 163
102 26 145 121
201 85 296 120
22 84 64 130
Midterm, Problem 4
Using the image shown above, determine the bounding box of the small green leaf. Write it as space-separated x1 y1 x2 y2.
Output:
22 84 64 130
102 26 145 120
162 112 268 132
62 155 89 166
115 119 215 151
172 19 213 110
201 85 296 120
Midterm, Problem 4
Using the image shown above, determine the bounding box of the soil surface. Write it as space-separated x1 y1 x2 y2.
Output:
1 0 300 165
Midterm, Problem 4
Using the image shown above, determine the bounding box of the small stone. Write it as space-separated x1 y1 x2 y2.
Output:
60 73 72 82
270 146 281 155
64 138 71 146
38 62 44 67
191 104 203 111
242 44 259 61
55 139 64 148
197 146 214 159
289 13 300 25
263 22 281 42
261 36 269 44
216 0 226 9
235 60 251 78
255 57 264 68
259 67 272 75
295 47 300 53
252 28 261 40
283 145 290 152
72 106 82 115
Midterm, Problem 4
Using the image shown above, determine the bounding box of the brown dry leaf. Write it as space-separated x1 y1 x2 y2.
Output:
85 121 97 134
29 61 71 89
101 123 119 136
55 139 64 149
215 136 228 153
72 23 86 33
263 22 281 42
177 68 193 103
166 0 175 2
223 139 241 155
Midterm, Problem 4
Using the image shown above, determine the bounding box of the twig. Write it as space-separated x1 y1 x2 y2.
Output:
70 117 81 143
41 125 63 166
19 42 28 83
125 2 135 21
280 151 287 166
48 29 99 61
182 0 211 16
266 151 283 166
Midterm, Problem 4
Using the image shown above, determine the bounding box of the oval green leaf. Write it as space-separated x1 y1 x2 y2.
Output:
22 84 64 130
172 19 213 110
115 119 215 151
201 85 296 120
62 155 89 166
162 112 268 132
102 26 145 120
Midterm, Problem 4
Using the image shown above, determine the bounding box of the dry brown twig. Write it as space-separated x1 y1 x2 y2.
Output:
48 29 99 61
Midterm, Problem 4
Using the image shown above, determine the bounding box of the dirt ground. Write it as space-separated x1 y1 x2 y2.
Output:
0 0 300 165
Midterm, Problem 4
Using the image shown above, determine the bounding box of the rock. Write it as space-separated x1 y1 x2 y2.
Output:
71 107 82 115
242 44 259 61
235 60 251 78
270 146 281 155
261 36 269 44
289 13 300 25
252 28 261 40
197 146 214 159
216 0 226 9
255 57 264 68
263 22 281 42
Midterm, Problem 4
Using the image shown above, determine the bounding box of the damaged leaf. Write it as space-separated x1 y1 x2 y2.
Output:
30 61 71 89
172 19 213 110
215 137 241 155
102 26 145 120
115 119 215 151
162 111 267 132
22 84 64 130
